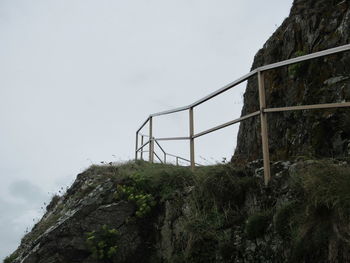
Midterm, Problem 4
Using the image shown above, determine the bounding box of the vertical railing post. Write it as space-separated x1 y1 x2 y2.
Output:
189 107 195 170
135 132 139 161
258 70 271 185
164 153 167 164
149 117 154 163
176 157 179 166
140 135 144 160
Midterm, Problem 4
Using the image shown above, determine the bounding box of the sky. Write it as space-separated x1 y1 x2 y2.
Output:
0 0 293 259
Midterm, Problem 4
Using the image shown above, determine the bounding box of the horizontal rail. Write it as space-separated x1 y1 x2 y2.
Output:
136 44 350 181
190 70 257 108
193 111 260 139
148 71 257 118
139 44 350 122
264 102 350 113
151 105 189 117
258 44 350 72
136 140 150 152
166 153 202 166
155 136 190 141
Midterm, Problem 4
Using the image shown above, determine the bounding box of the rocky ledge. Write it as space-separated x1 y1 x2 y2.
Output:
5 159 350 263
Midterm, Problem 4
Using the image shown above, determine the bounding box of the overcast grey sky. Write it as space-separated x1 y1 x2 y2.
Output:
0 0 293 258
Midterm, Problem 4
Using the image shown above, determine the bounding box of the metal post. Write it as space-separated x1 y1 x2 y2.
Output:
189 107 195 170
135 132 139 161
164 153 167 164
141 135 144 160
176 157 179 166
258 71 271 185
149 117 154 163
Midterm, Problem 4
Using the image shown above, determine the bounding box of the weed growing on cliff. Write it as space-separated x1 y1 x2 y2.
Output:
112 163 193 218
115 185 156 218
288 50 307 78
86 225 119 261
192 164 257 211
282 160 350 262
245 210 271 240
128 164 194 201
274 201 298 239
183 164 258 262
3 253 18 263
293 161 350 212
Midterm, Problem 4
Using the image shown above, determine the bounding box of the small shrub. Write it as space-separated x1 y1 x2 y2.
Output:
291 220 332 263
274 201 298 239
245 211 271 240
129 165 193 201
114 185 156 218
46 194 60 211
288 50 307 78
193 165 257 211
3 253 17 263
86 225 119 261
292 161 350 212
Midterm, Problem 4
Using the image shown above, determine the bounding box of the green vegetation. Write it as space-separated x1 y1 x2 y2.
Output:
114 161 194 218
279 160 350 262
183 164 258 262
115 185 156 218
245 210 271 240
288 50 307 78
3 253 17 263
292 161 350 211
86 225 119 261
274 201 298 239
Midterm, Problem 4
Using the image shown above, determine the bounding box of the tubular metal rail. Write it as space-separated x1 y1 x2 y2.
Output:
135 44 350 185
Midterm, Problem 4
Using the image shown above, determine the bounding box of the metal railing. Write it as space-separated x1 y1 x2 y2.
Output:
135 44 350 185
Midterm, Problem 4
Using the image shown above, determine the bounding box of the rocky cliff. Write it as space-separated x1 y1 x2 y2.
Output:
5 160 350 263
234 0 350 162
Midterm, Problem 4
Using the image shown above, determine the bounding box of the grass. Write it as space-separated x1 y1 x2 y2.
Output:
274 201 298 239
282 160 350 262
3 253 17 263
288 50 308 78
292 161 350 212
245 210 271 240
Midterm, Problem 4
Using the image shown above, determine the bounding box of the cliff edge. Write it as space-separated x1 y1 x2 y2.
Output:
234 0 350 162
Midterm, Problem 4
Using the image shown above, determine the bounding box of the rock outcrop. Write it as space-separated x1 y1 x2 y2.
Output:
6 160 350 263
234 0 350 162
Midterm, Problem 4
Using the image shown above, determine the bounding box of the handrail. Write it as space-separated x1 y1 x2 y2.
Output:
155 136 190 141
137 117 150 133
138 43 350 123
136 140 150 153
264 102 350 113
135 44 350 185
194 111 261 139
166 153 202 166
258 44 350 71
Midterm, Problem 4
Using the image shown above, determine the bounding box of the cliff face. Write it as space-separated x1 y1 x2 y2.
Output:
234 0 350 162
6 160 350 263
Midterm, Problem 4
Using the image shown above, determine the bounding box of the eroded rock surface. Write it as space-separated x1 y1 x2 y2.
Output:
234 0 350 162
